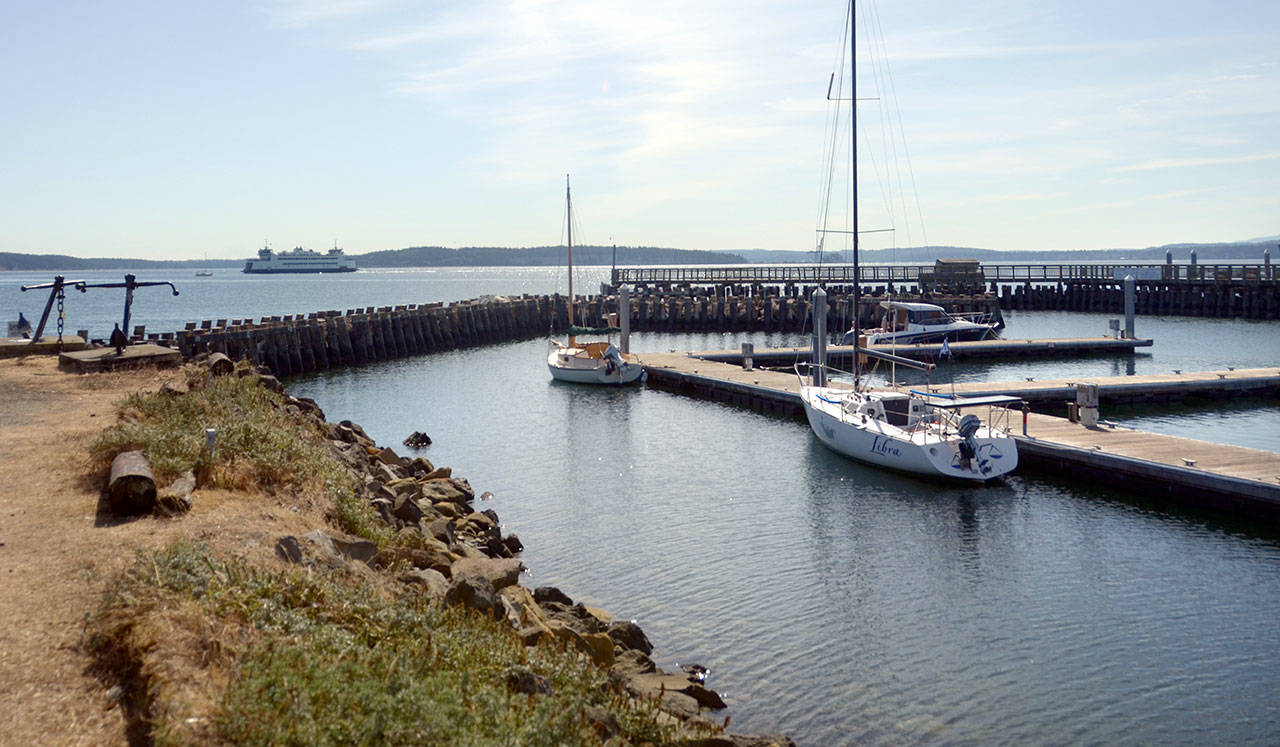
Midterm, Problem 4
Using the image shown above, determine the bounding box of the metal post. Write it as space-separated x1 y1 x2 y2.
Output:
1123 274 1135 339
812 287 827 386
1189 249 1197 265
1267 247 1273 280
1165 249 1172 265
619 285 631 354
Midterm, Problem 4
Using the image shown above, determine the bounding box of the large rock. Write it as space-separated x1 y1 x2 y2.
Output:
399 568 448 599
444 572 497 616
608 620 653 655
627 673 728 710
375 546 455 577
534 586 574 607
303 529 377 566
579 632 616 668
391 494 425 524
420 478 473 505
451 557 523 590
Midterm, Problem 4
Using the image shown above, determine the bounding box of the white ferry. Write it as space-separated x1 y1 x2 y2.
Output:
242 242 358 274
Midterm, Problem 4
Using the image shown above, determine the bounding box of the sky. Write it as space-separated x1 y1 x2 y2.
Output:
1 0 1277 260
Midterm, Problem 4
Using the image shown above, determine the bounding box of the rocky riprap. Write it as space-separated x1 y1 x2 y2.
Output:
255 380 793 746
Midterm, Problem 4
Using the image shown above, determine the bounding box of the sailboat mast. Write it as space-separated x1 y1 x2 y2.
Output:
566 174 575 331
850 0 861 386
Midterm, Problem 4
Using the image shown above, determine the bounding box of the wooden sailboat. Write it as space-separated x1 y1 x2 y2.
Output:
797 2 1019 481
547 175 643 385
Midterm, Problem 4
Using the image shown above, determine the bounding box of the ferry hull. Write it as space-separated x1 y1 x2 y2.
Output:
242 265 358 274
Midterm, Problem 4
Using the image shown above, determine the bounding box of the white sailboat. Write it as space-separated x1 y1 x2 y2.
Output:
798 2 1019 481
547 175 643 385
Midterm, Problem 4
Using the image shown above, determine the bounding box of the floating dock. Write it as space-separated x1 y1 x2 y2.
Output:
694 336 1152 365
637 352 1280 520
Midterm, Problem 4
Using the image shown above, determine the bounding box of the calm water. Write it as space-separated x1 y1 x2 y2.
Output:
8 268 1280 743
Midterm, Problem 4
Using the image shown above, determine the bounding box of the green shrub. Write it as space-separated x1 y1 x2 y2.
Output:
94 543 677 746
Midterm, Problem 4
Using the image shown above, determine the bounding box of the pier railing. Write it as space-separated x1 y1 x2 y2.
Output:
612 263 1276 287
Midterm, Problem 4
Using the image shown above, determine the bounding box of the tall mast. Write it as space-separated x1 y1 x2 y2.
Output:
566 174 575 332
850 0 860 386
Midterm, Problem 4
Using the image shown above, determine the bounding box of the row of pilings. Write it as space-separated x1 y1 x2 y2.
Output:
166 280 1274 377
170 290 999 378
997 281 1280 319
176 296 568 378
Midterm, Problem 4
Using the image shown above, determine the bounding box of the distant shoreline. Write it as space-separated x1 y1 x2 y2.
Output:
2 239 1275 272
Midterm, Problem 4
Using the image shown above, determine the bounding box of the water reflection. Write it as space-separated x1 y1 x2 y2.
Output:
287 333 1280 745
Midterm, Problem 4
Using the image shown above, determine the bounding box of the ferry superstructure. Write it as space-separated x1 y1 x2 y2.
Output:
242 243 357 274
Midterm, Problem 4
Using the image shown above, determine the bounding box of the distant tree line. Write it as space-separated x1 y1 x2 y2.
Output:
356 245 742 267
2 239 1274 272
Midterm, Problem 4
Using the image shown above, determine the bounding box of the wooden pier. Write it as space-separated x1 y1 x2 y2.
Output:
611 260 1280 320
692 336 1152 365
637 352 1280 520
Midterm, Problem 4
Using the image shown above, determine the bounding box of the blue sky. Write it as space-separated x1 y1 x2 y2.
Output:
2 0 1277 260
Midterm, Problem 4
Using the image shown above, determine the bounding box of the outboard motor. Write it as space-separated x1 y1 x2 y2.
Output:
956 414 982 472
603 344 624 376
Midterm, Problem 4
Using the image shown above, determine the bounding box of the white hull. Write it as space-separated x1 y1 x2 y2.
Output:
547 345 643 385
800 386 1018 481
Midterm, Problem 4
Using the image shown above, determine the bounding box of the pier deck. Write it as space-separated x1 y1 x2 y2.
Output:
637 352 1280 519
694 336 1152 364
0 336 88 358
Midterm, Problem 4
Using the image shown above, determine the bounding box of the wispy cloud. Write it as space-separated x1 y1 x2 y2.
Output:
1118 152 1280 172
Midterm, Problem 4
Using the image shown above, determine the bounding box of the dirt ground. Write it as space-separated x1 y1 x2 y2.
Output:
0 355 319 745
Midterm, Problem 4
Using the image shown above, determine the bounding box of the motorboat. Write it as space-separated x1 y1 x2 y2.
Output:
843 300 999 345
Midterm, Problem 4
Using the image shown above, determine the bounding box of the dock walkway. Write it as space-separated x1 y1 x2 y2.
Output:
694 336 1152 364
637 352 1280 519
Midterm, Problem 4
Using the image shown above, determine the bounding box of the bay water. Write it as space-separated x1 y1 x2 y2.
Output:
6 267 1280 743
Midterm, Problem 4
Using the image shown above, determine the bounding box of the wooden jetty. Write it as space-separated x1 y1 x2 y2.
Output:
637 352 1280 520
612 260 1280 320
692 336 1152 365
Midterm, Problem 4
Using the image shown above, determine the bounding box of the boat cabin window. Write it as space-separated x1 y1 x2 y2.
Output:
908 309 949 325
881 307 909 331
881 396 911 427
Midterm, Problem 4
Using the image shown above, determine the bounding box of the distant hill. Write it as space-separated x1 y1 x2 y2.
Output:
0 252 241 272
2 237 1273 272
357 245 743 267
729 240 1278 264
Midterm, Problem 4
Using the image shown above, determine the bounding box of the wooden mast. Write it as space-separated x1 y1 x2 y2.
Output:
566 173 575 345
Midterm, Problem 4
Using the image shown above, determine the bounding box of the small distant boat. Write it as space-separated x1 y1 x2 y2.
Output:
242 242 357 274
547 175 643 385
195 270 213 277
843 300 999 345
